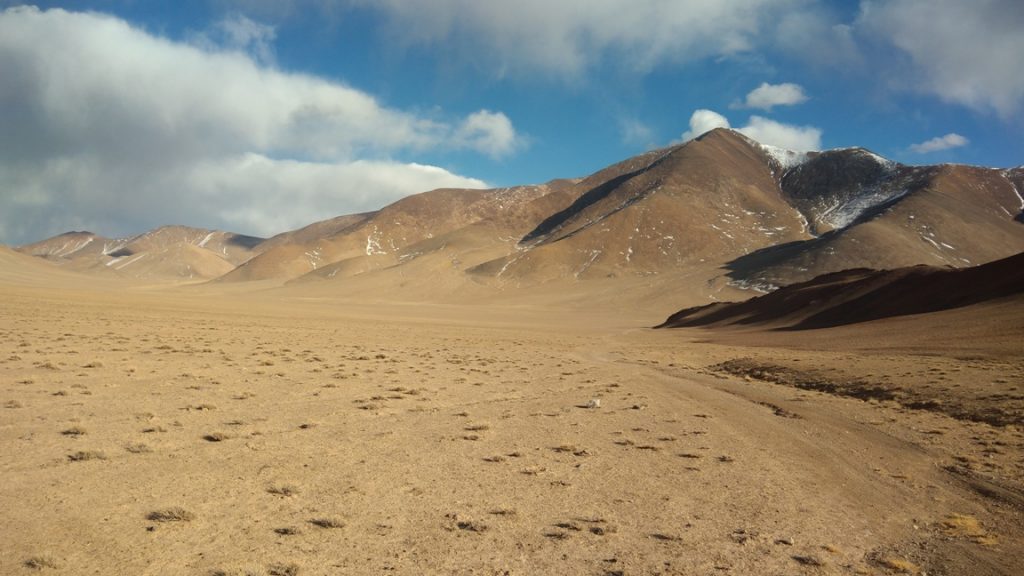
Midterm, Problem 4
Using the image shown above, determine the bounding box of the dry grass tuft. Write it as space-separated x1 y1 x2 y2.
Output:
24 556 59 570
67 450 106 462
125 442 152 453
267 484 300 497
309 517 345 529
147 507 195 522
267 563 301 576
456 520 488 533
942 513 997 546
61 426 87 436
589 524 617 535
792 555 824 567
203 432 231 442
876 556 919 574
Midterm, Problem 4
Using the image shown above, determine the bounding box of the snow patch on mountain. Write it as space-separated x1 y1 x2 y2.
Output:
820 187 911 230
759 144 808 172
1003 170 1024 211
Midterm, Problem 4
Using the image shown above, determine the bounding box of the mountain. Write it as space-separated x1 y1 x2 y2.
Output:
656 251 1024 330
16 226 264 281
727 154 1024 291
219 181 577 283
0 244 105 287
468 129 810 283
12 129 1024 304
465 129 1023 299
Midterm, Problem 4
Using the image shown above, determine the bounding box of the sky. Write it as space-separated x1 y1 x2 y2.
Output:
1 1 1022 245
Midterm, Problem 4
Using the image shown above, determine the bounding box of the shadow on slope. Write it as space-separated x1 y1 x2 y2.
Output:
658 251 1024 330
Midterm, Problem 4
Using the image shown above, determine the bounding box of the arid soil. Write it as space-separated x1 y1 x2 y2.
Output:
1 281 1022 575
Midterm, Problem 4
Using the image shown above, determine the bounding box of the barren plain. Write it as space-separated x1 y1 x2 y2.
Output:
1 269 1022 576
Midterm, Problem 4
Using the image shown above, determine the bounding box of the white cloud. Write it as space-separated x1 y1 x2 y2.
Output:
0 7 516 244
216 14 277 65
739 115 821 151
348 0 803 77
454 110 522 158
678 110 821 151
856 0 1024 116
909 133 969 154
680 110 733 142
187 155 485 235
773 7 862 68
736 82 809 110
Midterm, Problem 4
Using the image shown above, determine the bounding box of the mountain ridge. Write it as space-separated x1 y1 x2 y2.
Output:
12 128 1024 304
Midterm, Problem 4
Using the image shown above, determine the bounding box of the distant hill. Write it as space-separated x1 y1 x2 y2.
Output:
16 226 264 281
656 251 1024 330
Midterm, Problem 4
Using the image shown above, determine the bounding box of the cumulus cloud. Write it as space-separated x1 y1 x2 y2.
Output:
680 110 732 142
856 0 1024 116
739 116 822 151
678 110 821 151
348 0 802 77
0 7 515 244
735 82 809 110
909 133 969 154
453 110 522 158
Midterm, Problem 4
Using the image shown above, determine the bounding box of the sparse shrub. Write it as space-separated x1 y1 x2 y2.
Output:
268 563 301 576
67 450 106 462
309 517 344 529
24 555 59 570
267 484 299 497
876 556 919 574
147 507 195 522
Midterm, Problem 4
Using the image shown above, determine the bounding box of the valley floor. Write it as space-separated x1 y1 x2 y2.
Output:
1 283 1021 575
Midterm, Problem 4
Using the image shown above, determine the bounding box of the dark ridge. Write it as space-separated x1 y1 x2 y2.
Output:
107 247 134 258
781 148 894 203
658 251 1024 330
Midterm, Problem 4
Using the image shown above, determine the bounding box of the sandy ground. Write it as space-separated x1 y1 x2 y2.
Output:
1 282 1022 575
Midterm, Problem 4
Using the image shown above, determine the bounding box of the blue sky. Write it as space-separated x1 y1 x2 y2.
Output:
1 1 1022 244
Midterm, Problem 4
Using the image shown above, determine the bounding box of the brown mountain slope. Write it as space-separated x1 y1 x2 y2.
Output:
469 128 812 283
16 231 117 261
254 213 374 254
17 226 264 281
657 251 1024 330
14 129 1022 301
222 181 577 283
238 129 1022 309
467 129 1023 293
0 245 109 287
729 164 1024 290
